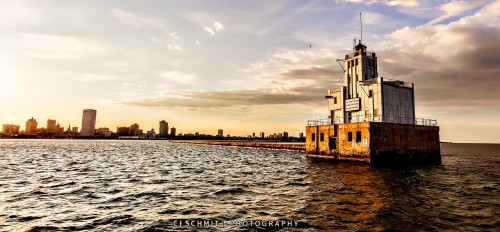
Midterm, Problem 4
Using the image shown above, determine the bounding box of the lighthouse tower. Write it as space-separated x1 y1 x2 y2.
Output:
326 40 416 125
305 28 440 165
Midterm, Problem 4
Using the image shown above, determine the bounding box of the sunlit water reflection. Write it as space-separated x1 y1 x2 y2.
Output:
0 140 498 231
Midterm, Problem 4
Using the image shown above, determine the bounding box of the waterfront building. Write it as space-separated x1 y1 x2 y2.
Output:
147 128 156 139
159 120 169 137
47 119 56 133
306 40 440 164
283 132 289 139
96 127 111 137
299 132 304 139
72 127 78 134
25 117 38 134
129 123 140 136
80 109 97 137
170 127 176 137
260 132 265 139
56 123 63 133
117 127 130 136
2 124 20 134
218 129 223 137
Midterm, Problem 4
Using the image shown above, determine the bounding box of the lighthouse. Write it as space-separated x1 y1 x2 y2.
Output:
305 40 440 165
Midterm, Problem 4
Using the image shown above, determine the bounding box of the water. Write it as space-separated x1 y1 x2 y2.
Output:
0 140 498 231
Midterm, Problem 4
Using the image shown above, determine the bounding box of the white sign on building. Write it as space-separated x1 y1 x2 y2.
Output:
345 98 360 111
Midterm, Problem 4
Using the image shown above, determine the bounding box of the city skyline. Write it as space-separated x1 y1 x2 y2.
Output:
2 112 297 139
1 0 500 142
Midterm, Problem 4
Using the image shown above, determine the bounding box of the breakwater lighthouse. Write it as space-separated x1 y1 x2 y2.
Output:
305 40 441 165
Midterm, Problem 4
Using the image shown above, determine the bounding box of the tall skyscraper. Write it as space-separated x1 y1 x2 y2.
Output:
260 132 265 139
159 120 169 137
25 117 38 134
80 109 97 137
218 129 223 137
47 119 56 133
170 127 176 137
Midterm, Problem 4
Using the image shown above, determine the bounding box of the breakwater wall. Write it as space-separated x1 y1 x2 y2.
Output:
170 140 306 150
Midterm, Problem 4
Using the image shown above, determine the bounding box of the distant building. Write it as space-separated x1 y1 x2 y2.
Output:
2 124 20 134
147 128 156 139
25 117 38 134
80 109 97 136
55 123 63 133
116 127 130 136
129 123 140 136
195 132 199 136
283 132 289 139
252 133 255 138
299 132 304 139
47 119 56 133
170 127 176 136
260 132 265 139
96 127 111 136
72 127 78 134
218 129 223 137
159 120 169 137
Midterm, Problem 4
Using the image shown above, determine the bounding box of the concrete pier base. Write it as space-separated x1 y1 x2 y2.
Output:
306 122 441 165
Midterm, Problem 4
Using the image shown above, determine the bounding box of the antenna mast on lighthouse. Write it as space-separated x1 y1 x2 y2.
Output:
360 12 363 44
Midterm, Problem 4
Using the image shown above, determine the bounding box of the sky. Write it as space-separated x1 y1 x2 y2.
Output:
0 0 499 143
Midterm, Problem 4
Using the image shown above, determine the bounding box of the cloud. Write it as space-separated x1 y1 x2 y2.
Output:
125 0 500 113
0 1 44 28
125 48 345 109
150 32 183 50
183 11 227 36
378 0 500 107
159 71 198 85
73 73 118 82
124 87 323 109
203 21 225 35
427 0 489 25
336 0 418 7
111 9 167 28
18 34 111 59
385 0 419 7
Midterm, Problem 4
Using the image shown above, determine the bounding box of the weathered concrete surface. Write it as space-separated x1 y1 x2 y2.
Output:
306 122 441 165
369 123 440 165
171 140 305 150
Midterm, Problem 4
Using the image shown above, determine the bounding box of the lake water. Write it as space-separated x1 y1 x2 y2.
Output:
0 140 498 231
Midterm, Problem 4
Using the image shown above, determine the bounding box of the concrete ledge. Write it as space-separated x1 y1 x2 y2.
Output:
170 140 306 150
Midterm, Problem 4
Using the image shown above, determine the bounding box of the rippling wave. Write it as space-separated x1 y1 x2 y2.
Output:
0 140 498 231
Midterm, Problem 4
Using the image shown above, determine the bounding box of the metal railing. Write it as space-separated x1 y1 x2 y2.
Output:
307 114 437 126
346 51 375 59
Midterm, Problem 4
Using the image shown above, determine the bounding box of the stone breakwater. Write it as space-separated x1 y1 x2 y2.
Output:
170 140 306 150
